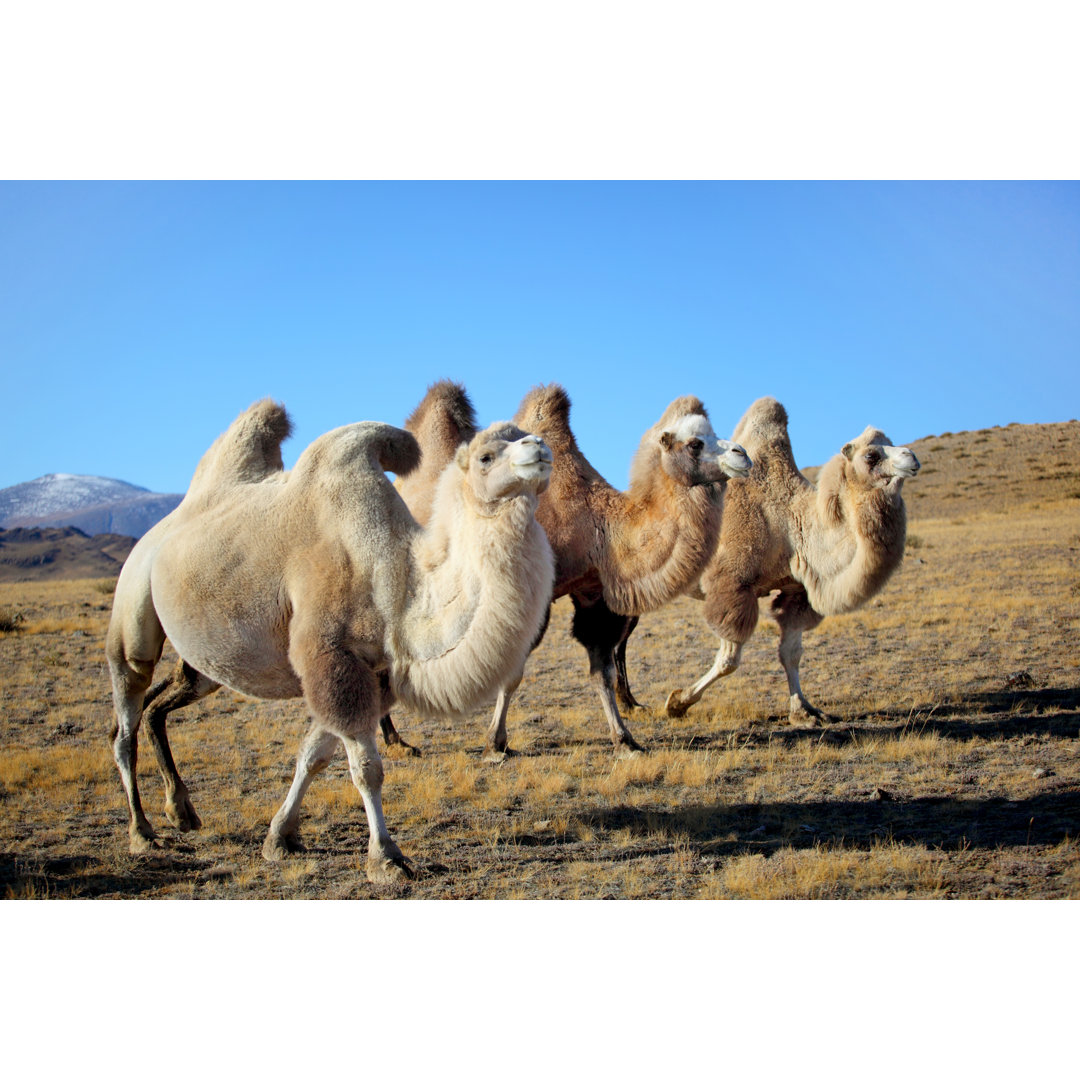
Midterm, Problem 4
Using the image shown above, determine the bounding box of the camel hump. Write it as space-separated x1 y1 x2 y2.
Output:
732 397 792 455
655 395 710 428
730 397 801 482
188 398 293 491
514 383 572 435
292 421 421 482
405 380 478 445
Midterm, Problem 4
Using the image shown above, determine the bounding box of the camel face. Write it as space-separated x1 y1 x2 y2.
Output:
657 411 750 486
842 427 920 487
458 422 553 503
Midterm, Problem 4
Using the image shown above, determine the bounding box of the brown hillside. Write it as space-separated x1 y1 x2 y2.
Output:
0 527 135 583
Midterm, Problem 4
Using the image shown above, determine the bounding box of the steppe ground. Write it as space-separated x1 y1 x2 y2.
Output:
1 421 1079 899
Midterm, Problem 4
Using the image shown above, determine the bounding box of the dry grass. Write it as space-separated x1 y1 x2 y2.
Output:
2 421 1079 900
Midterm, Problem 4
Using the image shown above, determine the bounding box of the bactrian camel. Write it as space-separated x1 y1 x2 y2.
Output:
651 396 919 722
105 400 554 882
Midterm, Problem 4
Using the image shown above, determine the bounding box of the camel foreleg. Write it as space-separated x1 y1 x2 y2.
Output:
665 638 742 717
341 732 414 882
771 590 825 723
264 724 339 860
482 676 522 762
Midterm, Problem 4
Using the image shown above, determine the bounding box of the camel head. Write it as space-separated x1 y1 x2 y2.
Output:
841 426 921 489
634 396 753 489
454 421 554 507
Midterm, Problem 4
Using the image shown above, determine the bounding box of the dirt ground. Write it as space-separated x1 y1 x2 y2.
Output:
1 421 1078 899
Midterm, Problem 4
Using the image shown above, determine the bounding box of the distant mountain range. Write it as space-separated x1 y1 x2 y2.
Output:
0 474 182 539
0 525 136 583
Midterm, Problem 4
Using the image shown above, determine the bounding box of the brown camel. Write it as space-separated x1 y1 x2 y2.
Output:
105 399 554 881
646 396 920 722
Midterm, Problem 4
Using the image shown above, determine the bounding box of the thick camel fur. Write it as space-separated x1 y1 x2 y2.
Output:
105 399 554 882
659 396 920 722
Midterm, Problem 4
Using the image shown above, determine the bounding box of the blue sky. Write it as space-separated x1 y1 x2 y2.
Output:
2 181 1077 495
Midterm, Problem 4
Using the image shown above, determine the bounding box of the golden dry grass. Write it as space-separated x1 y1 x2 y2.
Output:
1 421 1079 899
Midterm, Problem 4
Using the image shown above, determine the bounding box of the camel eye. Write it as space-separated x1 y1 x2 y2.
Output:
479 453 494 467
687 438 703 457
864 450 880 466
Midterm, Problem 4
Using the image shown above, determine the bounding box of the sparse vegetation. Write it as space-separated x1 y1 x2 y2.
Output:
1 420 1079 899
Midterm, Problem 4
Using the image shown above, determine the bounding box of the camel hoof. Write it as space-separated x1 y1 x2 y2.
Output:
384 740 422 760
483 746 514 764
788 697 825 726
665 690 691 718
166 799 202 832
128 832 164 855
262 830 303 862
617 693 645 712
614 739 646 760
366 851 415 884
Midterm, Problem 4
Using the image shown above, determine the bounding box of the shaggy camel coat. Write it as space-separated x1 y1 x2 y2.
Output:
106 400 554 881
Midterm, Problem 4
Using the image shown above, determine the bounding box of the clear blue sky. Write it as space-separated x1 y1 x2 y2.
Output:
2 181 1077 495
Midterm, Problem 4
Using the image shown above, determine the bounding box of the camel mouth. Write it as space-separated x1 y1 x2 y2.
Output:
717 442 752 479
885 448 920 478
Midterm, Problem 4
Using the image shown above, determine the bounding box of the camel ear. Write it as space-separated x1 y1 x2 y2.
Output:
659 431 676 451
455 444 471 471
841 442 856 461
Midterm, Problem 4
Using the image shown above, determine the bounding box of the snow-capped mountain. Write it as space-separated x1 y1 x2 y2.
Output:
0 474 182 539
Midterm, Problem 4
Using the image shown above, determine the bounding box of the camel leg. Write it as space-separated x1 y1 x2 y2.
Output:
571 596 644 755
665 638 743 717
614 615 643 711
379 713 421 757
481 605 549 760
280 631 412 882
483 676 522 761
106 595 167 854
263 724 340 860
772 590 825 723
341 732 414 882
142 660 220 830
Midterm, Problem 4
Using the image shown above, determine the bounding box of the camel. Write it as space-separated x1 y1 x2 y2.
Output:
651 396 919 722
105 399 555 882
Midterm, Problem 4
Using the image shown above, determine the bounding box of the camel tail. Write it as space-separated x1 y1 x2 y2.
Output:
375 425 423 477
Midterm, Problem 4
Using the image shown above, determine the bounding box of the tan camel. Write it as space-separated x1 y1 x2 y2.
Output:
105 399 554 882
491 384 750 756
658 396 920 722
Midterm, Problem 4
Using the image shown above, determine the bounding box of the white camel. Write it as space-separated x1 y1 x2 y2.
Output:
105 400 554 882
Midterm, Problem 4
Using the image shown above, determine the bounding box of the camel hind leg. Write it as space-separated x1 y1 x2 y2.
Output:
571 595 643 755
106 601 167 854
613 616 643 711
143 659 221 830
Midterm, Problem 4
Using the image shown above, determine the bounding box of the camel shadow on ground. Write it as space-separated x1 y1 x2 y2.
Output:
658 686 1080 752
578 788 1080 860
